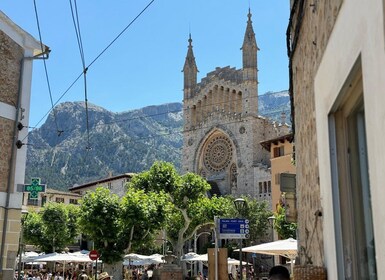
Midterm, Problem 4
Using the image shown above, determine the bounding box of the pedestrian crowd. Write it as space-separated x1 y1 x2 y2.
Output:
14 269 106 280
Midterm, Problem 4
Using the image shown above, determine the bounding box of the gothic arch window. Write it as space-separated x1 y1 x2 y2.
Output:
203 134 233 172
208 181 221 197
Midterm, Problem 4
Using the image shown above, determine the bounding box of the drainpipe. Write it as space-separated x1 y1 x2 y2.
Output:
0 48 49 274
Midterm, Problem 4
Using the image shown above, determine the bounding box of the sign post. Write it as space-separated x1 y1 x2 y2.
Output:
89 250 100 279
217 218 249 280
24 178 46 199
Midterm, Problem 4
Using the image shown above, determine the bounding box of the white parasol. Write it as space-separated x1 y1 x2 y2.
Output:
237 238 297 273
238 238 297 259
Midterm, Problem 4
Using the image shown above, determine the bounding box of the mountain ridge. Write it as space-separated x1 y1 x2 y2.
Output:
25 90 290 191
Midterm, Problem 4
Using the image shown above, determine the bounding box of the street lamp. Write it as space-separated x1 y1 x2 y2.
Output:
268 215 276 266
268 215 276 238
17 209 28 280
234 198 247 280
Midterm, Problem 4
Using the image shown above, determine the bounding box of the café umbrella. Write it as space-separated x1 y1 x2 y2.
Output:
33 252 92 277
236 238 297 272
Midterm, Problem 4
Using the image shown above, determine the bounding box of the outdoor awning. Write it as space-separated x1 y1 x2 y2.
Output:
237 238 297 260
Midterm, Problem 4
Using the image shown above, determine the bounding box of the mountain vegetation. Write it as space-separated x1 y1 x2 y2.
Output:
25 90 290 191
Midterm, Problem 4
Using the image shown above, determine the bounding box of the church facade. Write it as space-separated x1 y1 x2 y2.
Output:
182 10 290 199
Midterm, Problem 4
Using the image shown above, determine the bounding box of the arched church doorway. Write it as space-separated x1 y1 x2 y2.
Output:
208 181 221 197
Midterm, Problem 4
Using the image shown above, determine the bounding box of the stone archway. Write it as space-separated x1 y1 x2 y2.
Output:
208 181 221 197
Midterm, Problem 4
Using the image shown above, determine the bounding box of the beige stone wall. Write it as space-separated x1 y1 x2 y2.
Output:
182 82 289 197
0 30 23 193
0 208 21 271
289 0 342 266
0 118 13 192
0 25 24 279
0 30 23 105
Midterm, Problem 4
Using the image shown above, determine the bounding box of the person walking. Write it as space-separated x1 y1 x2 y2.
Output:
98 272 111 280
268 265 290 280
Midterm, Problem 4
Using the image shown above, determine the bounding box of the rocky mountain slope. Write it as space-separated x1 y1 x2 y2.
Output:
25 90 290 191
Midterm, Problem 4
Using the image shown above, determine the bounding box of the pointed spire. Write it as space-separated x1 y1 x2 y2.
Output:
241 9 258 76
183 33 198 95
241 8 259 116
184 33 197 70
242 8 258 57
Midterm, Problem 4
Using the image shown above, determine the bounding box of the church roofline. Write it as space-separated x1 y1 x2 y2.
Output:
69 173 135 191
260 133 294 151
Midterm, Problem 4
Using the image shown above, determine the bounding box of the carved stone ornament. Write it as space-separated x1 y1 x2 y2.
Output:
188 138 194 146
204 135 233 172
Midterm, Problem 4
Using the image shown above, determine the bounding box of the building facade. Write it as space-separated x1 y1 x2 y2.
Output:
0 11 44 280
69 173 134 198
260 133 295 212
22 188 82 211
182 10 290 198
289 0 385 278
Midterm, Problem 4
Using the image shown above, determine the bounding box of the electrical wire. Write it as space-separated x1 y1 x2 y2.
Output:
27 106 290 152
91 95 290 129
86 0 156 70
33 0 63 136
22 89 289 147
69 0 91 149
24 0 157 143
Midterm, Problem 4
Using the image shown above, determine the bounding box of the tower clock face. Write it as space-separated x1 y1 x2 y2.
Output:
203 135 233 172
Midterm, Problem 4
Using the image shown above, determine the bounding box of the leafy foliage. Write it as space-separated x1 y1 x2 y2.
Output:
78 186 169 264
23 202 80 253
236 196 272 244
273 204 297 239
128 162 231 257
78 188 123 263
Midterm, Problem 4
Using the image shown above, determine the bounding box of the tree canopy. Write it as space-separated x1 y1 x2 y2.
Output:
78 186 169 264
23 202 80 253
273 204 297 239
129 161 234 258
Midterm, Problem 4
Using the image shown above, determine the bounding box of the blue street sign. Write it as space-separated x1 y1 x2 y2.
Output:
218 218 250 239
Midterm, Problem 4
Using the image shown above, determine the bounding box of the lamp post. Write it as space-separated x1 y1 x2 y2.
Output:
234 198 247 280
17 209 28 280
268 215 276 267
268 215 276 241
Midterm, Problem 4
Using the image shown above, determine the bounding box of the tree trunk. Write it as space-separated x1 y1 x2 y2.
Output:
173 240 185 266
102 262 123 280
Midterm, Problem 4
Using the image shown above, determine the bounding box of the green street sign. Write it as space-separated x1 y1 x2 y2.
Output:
24 178 46 199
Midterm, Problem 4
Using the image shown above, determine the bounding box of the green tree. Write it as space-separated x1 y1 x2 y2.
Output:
78 188 122 263
233 196 272 245
128 161 234 260
23 202 80 253
273 204 297 239
78 186 168 279
120 186 170 253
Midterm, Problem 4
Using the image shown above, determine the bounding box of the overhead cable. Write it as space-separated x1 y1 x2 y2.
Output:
33 0 63 136
25 0 157 141
69 0 91 149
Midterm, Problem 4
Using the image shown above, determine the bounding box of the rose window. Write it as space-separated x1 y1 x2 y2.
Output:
204 135 233 172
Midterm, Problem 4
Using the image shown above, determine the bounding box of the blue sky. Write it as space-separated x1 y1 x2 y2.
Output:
1 1 290 127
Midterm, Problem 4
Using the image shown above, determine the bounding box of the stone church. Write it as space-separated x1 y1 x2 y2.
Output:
182 10 290 198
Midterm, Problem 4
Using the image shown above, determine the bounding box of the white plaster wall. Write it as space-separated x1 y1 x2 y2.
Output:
314 0 385 278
